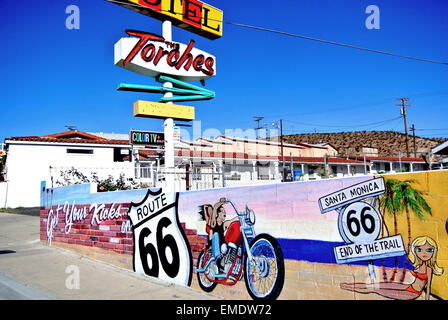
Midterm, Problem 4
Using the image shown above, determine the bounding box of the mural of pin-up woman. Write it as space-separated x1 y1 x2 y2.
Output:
340 236 444 300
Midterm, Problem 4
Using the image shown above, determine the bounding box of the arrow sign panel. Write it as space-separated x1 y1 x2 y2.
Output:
117 75 215 103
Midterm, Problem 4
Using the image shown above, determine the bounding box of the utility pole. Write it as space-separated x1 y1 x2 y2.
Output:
253 116 264 140
411 124 417 158
396 97 411 157
280 119 286 181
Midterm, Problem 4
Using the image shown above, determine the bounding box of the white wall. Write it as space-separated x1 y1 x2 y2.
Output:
5 142 133 208
0 182 7 208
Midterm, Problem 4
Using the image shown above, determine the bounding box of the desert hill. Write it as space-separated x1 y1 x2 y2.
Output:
282 131 446 157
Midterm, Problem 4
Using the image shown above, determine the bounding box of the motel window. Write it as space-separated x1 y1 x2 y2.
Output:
308 165 318 174
66 148 93 155
114 148 129 162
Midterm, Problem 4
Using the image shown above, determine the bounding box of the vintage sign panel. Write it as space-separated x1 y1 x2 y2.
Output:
114 31 216 82
333 234 406 264
337 201 382 244
130 130 165 146
134 100 195 121
112 0 223 40
318 177 386 213
128 189 192 286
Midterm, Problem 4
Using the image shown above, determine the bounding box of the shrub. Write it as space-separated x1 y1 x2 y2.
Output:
55 168 141 192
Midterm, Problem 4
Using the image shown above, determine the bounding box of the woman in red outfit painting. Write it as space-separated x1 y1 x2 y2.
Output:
340 236 444 300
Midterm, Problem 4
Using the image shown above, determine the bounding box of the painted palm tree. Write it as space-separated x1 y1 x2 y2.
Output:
392 180 432 283
378 178 400 282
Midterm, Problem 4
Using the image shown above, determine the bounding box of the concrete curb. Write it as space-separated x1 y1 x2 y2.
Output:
0 272 53 300
0 207 40 216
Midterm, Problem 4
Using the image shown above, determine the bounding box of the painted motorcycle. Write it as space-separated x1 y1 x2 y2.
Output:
196 200 285 300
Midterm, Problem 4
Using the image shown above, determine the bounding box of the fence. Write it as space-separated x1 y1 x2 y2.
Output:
49 154 442 193
136 164 282 192
49 165 135 188
51 163 283 193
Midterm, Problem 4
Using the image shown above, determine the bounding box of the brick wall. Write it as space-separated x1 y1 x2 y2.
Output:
40 203 133 255
40 204 207 270
183 222 208 269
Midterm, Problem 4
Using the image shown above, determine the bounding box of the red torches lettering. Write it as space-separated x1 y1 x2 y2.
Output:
123 30 215 76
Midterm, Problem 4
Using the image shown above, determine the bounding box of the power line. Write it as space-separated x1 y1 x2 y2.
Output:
363 117 403 132
228 23 448 66
282 116 402 129
415 128 448 131
270 117 404 135
262 90 448 119
106 0 448 66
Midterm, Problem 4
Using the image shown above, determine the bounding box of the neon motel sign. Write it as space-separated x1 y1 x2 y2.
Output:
111 0 223 40
115 30 216 82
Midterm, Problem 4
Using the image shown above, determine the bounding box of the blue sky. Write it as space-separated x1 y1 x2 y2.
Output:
1 0 447 144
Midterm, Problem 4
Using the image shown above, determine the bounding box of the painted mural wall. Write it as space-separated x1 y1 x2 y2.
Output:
40 170 448 300
380 171 447 299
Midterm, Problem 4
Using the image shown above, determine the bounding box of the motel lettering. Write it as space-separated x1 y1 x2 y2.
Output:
123 30 215 76
112 0 223 40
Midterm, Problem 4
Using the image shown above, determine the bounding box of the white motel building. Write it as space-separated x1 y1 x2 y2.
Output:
1 129 428 208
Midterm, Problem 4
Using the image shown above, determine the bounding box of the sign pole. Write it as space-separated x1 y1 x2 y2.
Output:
162 20 175 192
367 261 376 281
112 1 221 193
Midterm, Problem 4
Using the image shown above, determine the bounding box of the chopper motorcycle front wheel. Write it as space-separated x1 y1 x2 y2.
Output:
243 234 285 300
196 250 218 292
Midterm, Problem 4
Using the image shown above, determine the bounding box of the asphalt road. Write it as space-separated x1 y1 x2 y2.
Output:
0 212 220 300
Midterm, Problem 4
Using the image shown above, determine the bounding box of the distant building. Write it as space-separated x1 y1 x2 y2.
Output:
0 129 429 208
2 130 132 207
342 146 379 157
348 155 426 173
431 140 448 169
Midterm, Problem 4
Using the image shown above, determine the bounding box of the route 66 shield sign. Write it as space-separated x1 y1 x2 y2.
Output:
128 189 192 286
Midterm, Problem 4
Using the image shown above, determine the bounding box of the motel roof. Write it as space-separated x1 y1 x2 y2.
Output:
348 155 425 163
173 150 366 164
215 135 308 149
5 130 129 146
432 140 448 155
5 135 129 146
4 130 422 166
